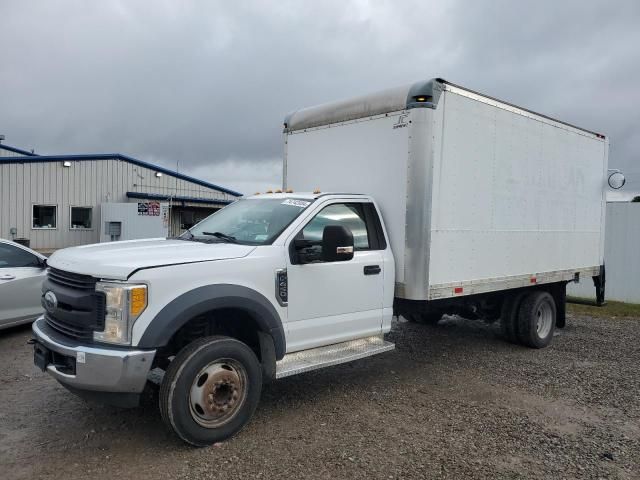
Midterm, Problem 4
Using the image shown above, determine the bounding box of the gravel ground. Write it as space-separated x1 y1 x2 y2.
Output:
1 311 639 480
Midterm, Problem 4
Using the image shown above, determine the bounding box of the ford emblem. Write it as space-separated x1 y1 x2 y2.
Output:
44 291 58 313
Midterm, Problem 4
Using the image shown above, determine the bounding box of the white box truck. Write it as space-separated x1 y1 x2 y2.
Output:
31 78 618 446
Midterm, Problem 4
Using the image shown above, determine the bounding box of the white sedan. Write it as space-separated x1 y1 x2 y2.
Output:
0 239 48 330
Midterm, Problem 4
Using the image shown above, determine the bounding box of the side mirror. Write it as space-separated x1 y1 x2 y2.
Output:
608 170 626 190
322 225 354 262
39 257 47 269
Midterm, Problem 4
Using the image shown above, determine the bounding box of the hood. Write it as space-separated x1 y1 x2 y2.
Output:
48 238 256 280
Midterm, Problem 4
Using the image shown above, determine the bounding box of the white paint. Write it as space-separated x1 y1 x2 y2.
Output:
428 89 606 287
283 198 386 352
48 238 254 280
285 112 410 282
284 86 608 301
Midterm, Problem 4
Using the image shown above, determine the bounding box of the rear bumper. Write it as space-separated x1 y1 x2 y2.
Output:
32 317 156 395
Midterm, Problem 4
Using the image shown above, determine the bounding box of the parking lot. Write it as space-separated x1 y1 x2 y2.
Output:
2 306 639 480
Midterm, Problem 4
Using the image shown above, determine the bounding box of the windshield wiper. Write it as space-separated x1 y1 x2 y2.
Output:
175 227 196 241
202 231 238 243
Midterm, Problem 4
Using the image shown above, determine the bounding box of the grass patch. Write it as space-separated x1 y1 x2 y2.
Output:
567 297 640 318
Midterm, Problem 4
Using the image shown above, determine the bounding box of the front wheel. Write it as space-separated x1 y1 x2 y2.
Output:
159 336 262 446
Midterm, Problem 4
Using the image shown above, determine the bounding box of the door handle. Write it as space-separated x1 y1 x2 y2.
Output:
363 265 381 275
0 274 16 281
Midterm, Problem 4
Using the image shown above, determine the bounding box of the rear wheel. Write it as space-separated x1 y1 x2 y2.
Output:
517 291 556 348
500 291 525 344
159 336 262 446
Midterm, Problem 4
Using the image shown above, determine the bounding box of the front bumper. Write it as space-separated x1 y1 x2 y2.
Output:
32 317 156 395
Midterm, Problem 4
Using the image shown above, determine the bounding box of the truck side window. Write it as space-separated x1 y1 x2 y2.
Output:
302 203 370 250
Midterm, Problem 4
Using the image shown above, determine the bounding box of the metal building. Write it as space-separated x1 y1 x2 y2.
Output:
568 202 640 303
0 143 242 252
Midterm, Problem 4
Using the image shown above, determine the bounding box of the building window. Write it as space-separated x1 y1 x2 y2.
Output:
33 205 57 229
71 207 93 229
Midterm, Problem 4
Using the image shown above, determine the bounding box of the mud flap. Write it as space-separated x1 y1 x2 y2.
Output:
593 264 606 306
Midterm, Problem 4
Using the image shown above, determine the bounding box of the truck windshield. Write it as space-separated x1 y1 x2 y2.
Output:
184 198 312 245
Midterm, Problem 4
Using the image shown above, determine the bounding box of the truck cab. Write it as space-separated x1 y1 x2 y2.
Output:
32 192 395 446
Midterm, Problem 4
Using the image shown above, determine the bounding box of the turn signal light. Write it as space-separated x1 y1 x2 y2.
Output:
130 287 147 317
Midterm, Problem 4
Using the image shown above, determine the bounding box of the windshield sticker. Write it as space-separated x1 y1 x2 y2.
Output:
281 199 310 208
254 234 268 241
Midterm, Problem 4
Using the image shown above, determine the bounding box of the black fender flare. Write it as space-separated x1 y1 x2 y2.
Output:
137 284 286 359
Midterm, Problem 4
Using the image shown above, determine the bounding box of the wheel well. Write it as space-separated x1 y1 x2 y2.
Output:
157 308 263 366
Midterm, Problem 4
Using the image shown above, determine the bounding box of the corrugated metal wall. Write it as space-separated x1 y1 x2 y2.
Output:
568 203 640 303
0 159 236 250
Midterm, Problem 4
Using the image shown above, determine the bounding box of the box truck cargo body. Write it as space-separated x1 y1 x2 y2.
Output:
283 78 608 303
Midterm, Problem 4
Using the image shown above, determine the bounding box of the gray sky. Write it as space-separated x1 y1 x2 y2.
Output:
1 0 639 197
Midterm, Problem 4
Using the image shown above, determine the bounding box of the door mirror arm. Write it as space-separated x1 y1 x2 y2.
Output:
292 239 321 265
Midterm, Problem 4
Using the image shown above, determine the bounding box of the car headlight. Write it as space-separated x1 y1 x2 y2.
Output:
94 282 148 345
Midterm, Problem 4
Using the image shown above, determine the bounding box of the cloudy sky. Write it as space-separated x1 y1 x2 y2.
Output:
1 0 639 197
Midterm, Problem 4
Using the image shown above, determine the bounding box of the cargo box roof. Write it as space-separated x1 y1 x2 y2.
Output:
283 78 605 139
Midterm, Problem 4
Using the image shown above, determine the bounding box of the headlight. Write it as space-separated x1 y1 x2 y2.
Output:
94 282 148 345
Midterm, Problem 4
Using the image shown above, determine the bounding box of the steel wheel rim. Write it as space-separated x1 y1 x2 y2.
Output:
188 358 248 428
536 301 553 339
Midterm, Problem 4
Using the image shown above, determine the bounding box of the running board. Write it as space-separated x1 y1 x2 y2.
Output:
275 335 395 379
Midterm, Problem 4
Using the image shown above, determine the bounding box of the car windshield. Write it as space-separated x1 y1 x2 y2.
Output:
184 198 313 245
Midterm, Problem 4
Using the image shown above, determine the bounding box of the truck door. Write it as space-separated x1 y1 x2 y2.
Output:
285 201 385 352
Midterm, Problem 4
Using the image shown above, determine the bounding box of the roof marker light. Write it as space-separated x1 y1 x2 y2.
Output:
266 190 273 194
285 188 293 193
313 188 321 194
275 189 282 193
454 287 463 294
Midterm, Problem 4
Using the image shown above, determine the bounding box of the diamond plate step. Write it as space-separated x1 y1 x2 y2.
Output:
275 335 395 379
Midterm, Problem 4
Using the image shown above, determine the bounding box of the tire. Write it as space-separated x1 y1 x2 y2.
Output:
159 336 262 446
517 291 556 349
500 291 526 344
